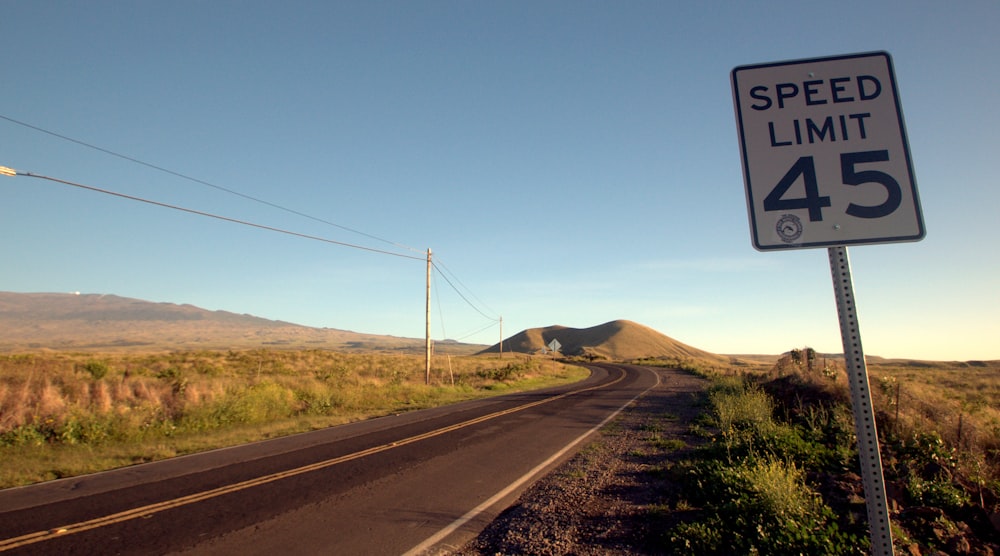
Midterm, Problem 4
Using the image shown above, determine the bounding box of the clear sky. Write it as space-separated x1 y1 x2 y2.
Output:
2 1 997 360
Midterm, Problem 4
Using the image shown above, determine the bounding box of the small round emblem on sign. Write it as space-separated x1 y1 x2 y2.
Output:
776 214 803 243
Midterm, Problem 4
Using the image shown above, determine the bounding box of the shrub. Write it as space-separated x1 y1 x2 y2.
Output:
82 361 110 381
888 431 972 511
477 361 532 382
215 382 296 425
670 458 863 555
709 379 774 435
294 382 338 415
905 476 970 511
663 373 867 554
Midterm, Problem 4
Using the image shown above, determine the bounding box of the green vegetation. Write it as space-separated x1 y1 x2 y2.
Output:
662 375 865 555
81 360 110 381
641 352 1000 554
5 346 998 552
670 458 858 555
0 350 587 487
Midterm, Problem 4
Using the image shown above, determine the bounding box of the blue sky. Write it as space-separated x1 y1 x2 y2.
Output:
2 1 997 360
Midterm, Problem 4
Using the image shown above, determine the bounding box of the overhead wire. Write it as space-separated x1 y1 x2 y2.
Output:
431 261 499 322
432 270 447 340
433 258 499 319
2 114 505 341
0 113 423 254
436 260 503 343
9 170 425 261
452 321 500 342
10 168 506 342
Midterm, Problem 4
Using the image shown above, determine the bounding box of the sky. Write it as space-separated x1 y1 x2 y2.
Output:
1 1 997 361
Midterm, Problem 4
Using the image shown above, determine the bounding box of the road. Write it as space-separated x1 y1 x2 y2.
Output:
0 363 659 555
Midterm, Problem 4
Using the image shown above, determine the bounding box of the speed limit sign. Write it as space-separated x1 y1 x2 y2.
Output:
732 51 925 250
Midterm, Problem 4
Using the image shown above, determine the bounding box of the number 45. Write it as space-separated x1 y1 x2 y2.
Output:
763 150 902 222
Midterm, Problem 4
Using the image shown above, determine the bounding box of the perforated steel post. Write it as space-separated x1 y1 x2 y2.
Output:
828 246 894 555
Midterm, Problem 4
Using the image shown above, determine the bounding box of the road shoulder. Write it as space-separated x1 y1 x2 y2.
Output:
456 366 708 555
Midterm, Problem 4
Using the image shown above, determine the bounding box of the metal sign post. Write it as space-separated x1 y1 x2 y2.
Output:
732 51 926 556
829 245 893 555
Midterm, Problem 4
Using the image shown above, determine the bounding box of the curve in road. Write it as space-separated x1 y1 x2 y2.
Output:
0 363 660 555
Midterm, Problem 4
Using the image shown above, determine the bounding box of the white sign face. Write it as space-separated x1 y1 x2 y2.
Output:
732 51 924 250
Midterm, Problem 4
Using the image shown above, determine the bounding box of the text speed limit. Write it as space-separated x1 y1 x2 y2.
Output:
732 51 924 250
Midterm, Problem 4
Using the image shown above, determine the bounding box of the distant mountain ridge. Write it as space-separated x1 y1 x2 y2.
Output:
480 319 726 363
0 293 282 324
6 293 978 365
0 292 479 353
2 294 723 362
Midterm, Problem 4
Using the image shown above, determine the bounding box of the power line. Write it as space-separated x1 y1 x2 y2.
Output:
428 258 503 342
432 261 499 322
7 169 425 261
2 110 506 339
0 113 422 253
452 321 500 342
433 258 500 319
4 165 504 351
432 272 447 340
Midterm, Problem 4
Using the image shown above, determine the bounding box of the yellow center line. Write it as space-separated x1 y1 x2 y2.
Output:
0 367 625 552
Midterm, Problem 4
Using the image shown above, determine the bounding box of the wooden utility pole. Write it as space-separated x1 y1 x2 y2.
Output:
425 248 432 384
499 316 503 359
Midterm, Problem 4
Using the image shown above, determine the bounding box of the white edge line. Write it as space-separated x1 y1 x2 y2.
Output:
401 367 660 556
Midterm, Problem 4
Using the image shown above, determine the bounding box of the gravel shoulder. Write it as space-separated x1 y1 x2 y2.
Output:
456 366 708 555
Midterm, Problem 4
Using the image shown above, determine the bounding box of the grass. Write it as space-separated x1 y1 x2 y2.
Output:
867 364 1000 477
649 436 686 452
669 456 859 555
657 352 1000 555
631 356 734 377
708 377 775 436
662 372 867 554
0 350 588 488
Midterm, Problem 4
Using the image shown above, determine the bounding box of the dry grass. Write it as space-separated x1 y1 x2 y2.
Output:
758 353 1000 493
0 350 587 487
867 362 1000 485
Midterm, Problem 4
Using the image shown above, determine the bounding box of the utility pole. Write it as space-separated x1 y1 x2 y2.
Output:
499 315 503 359
425 248 432 385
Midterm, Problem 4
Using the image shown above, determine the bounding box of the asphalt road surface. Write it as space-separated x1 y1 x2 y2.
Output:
0 363 660 555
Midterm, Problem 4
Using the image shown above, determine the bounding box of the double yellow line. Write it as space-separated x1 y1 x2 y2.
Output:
0 367 625 552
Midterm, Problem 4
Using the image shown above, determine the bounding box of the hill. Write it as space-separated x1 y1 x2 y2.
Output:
0 292 481 354
480 319 727 363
